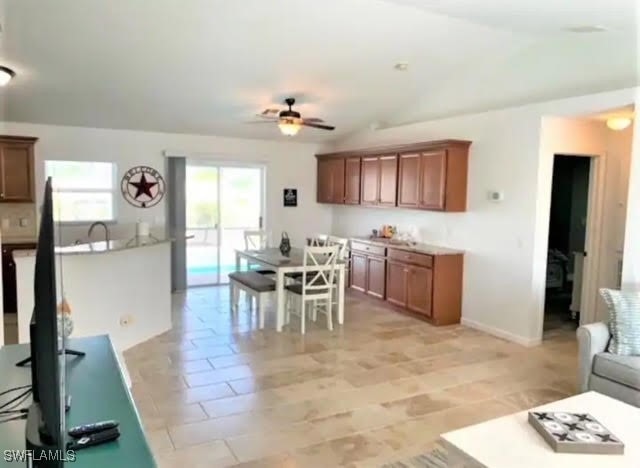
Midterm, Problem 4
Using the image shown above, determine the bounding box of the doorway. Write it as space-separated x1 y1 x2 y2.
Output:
185 163 264 287
544 154 592 335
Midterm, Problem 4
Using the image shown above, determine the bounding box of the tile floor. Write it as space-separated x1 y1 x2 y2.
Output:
124 287 578 467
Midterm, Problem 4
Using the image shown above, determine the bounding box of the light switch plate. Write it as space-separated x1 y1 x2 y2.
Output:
19 217 29 227
1 218 10 229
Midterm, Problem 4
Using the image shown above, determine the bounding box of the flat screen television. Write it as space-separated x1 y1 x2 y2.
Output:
24 177 63 467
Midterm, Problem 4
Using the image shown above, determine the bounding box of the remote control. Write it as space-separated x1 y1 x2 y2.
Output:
67 427 120 451
68 420 119 438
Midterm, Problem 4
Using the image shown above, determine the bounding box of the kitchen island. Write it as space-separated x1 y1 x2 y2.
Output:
13 237 173 350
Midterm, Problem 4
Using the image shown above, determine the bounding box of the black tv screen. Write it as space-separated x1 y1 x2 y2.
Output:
30 176 62 448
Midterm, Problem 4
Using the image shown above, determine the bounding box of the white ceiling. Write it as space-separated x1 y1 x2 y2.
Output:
1 0 637 142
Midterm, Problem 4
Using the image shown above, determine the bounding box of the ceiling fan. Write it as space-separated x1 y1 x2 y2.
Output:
252 97 335 136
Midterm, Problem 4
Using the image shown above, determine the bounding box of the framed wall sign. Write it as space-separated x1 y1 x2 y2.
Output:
283 188 297 207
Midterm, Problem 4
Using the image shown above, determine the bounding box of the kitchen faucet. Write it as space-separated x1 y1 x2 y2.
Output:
88 221 110 244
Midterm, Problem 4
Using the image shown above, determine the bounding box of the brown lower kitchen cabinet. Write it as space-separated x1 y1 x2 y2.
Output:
2 243 37 314
351 240 463 325
349 241 386 298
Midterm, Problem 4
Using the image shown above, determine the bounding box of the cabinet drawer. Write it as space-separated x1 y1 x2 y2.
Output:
387 248 433 268
350 241 385 257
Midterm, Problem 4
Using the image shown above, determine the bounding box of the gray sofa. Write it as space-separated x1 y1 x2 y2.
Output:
577 322 640 407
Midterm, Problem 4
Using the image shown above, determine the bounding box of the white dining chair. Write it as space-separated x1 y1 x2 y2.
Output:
284 245 339 334
244 230 270 250
241 229 275 311
327 235 348 260
309 234 330 246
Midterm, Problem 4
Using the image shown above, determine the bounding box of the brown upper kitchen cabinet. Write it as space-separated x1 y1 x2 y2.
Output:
360 155 397 207
397 153 420 208
343 157 361 204
398 144 469 212
317 139 470 212
316 158 345 204
0 136 37 203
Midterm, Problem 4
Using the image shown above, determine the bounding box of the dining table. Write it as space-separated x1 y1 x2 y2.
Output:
235 247 346 331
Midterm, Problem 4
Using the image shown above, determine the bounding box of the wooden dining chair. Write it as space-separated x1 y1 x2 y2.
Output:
284 245 339 334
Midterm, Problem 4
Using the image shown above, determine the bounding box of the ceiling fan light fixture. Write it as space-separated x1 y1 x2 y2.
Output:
606 117 632 131
278 118 302 136
0 66 16 86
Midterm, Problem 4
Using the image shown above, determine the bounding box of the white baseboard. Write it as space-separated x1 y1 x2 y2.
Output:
461 317 542 347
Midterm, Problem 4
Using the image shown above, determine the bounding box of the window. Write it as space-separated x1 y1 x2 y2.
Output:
45 161 117 223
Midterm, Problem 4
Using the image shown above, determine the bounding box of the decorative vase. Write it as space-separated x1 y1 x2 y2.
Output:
279 231 291 256
57 297 74 339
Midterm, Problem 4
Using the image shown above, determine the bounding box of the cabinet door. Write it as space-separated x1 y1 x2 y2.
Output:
350 252 367 292
378 155 398 206
397 153 420 208
360 157 379 205
386 261 408 307
330 158 345 203
419 150 447 210
0 142 34 202
344 158 361 204
407 265 433 316
316 159 332 203
367 256 386 299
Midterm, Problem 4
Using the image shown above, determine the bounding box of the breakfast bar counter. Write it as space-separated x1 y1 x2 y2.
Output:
13 238 174 350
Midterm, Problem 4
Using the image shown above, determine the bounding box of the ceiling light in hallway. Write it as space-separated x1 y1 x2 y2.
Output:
606 117 632 131
0 66 16 86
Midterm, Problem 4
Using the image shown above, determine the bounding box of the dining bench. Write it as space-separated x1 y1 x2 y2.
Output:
228 271 276 329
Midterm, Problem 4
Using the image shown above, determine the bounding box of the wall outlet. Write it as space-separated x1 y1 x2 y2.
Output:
119 315 133 327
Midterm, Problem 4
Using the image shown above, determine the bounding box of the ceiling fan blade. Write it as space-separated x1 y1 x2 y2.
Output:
255 113 278 120
245 120 276 124
260 108 280 116
302 117 325 123
301 121 335 131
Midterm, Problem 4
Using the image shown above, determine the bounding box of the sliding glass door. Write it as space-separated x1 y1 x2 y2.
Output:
186 163 264 286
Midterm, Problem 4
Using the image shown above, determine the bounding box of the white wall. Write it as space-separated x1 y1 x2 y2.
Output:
0 122 332 247
15 244 172 350
327 88 637 345
622 94 640 290
536 118 633 330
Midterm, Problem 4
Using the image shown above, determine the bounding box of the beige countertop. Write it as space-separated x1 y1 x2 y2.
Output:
13 236 181 258
350 236 464 256
1 236 38 245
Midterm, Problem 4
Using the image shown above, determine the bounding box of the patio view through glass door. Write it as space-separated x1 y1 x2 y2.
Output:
186 163 264 286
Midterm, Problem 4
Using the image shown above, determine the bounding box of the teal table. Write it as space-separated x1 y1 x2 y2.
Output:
0 335 155 467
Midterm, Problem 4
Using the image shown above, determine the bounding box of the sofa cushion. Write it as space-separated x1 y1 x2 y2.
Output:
592 352 640 391
600 288 640 356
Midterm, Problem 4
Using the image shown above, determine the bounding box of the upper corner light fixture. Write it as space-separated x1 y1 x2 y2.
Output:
0 66 16 86
606 117 632 131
